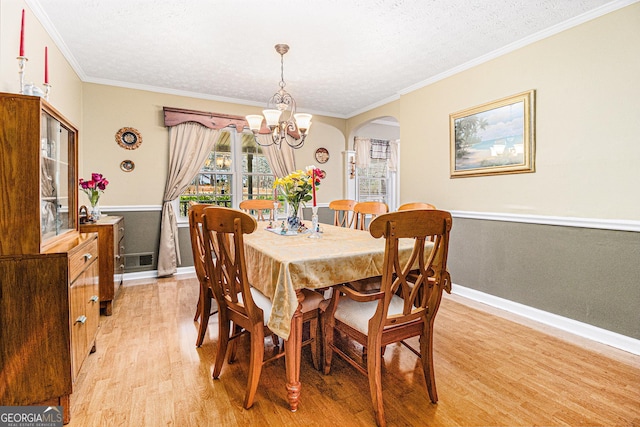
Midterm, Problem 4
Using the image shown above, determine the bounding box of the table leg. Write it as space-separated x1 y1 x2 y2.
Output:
284 289 304 411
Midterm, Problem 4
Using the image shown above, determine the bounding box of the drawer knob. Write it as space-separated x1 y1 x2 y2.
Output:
119 227 124 232
90 295 99 303
75 315 87 324
83 253 93 261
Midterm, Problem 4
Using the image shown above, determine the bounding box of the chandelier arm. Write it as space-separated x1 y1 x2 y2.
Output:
283 132 307 149
252 133 279 148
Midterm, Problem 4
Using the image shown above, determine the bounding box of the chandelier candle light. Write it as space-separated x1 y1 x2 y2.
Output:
246 44 312 149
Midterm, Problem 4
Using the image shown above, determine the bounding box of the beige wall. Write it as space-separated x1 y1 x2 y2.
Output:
81 83 347 207
0 0 82 125
348 3 640 221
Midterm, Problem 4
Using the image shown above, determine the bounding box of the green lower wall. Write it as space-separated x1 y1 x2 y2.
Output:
106 210 162 272
448 218 640 339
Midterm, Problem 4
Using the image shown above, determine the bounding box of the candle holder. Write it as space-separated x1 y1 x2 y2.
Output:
17 56 28 94
43 83 51 101
308 206 322 239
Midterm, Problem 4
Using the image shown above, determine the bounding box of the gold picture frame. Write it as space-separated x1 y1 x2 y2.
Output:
450 90 535 178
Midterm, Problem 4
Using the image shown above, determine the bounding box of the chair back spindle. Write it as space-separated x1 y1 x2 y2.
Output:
188 203 217 347
329 199 357 228
353 201 388 230
239 199 279 221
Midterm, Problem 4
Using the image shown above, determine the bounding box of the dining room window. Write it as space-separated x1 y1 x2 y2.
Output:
177 129 274 219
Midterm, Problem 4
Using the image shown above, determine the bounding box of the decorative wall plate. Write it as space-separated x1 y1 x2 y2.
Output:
314 147 329 164
116 127 142 150
120 159 135 172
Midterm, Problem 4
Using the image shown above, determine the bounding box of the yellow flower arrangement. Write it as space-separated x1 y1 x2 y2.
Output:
274 166 326 225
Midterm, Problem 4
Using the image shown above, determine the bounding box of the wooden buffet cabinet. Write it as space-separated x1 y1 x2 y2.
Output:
0 93 98 424
81 216 125 315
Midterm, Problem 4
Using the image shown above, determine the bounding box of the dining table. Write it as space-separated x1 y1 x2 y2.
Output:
243 220 422 412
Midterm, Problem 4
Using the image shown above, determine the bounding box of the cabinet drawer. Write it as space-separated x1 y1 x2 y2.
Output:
117 220 125 244
69 236 98 282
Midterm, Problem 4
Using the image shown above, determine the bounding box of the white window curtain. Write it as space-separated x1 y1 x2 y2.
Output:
388 139 400 172
258 134 297 178
354 136 371 168
355 137 399 170
157 122 221 276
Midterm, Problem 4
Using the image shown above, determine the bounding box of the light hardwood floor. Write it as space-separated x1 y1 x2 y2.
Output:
67 274 640 426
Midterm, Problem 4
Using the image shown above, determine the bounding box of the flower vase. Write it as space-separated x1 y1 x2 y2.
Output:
90 202 101 220
287 202 302 230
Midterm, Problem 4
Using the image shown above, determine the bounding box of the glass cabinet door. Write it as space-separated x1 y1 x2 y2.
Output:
40 111 74 240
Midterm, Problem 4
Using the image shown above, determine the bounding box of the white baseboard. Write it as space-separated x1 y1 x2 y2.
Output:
123 266 195 282
451 284 640 356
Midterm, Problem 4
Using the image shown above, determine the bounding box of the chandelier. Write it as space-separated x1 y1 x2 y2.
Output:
246 44 312 149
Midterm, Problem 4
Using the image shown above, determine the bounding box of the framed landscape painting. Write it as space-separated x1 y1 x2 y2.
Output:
450 90 535 178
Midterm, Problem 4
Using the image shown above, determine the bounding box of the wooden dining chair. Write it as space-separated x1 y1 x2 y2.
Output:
188 203 218 347
201 206 324 409
239 199 279 221
353 201 388 231
321 209 453 427
398 202 436 211
329 199 357 228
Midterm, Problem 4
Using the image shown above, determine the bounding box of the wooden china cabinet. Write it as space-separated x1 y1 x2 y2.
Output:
0 93 99 424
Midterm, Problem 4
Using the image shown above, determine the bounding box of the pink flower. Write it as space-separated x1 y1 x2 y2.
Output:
79 173 109 207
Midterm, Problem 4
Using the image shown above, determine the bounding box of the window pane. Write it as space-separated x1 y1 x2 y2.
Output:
357 158 388 203
243 174 275 200
241 132 275 201
214 131 232 172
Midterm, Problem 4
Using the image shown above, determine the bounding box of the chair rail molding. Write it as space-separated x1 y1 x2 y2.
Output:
450 210 640 232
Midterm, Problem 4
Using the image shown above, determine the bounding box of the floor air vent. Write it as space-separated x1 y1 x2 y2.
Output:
124 252 155 272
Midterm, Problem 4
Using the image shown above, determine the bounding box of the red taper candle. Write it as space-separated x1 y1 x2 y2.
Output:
44 47 48 83
19 9 25 56
312 169 317 207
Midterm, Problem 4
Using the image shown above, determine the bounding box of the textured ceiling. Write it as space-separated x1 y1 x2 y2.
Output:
28 0 629 118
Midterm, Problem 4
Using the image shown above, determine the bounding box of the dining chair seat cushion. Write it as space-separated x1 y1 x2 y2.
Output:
334 293 408 335
238 288 322 326
300 289 325 313
236 287 273 325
